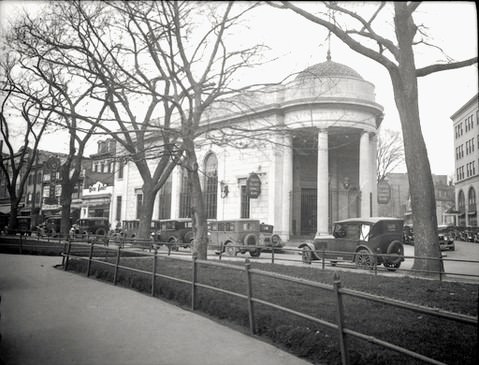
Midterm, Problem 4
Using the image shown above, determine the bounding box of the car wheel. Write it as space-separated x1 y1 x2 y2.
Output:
95 228 106 236
224 242 237 257
386 240 403 266
355 248 376 270
249 250 261 257
169 237 179 251
302 246 312 264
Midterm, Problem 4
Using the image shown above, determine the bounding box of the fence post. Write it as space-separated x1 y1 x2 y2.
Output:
245 259 255 335
219 242 223 261
113 246 121 285
374 254 378 275
151 248 158 296
191 252 198 310
322 249 325 270
64 240 72 271
62 238 68 267
333 273 350 365
86 242 94 277
19 234 23 254
271 246 275 264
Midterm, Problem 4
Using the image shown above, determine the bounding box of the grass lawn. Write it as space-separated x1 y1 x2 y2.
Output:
66 253 477 365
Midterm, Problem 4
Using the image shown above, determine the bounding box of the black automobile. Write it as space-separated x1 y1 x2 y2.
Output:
298 217 405 271
437 225 455 251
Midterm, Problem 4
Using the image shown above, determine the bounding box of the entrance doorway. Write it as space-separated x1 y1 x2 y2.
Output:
301 188 317 235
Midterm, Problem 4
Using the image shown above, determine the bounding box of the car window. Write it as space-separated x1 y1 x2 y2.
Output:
344 224 360 240
360 224 371 241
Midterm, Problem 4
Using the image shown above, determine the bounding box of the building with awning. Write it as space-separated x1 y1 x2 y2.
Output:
81 181 113 218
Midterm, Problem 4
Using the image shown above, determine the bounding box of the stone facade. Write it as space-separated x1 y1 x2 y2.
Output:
111 57 384 240
451 93 479 226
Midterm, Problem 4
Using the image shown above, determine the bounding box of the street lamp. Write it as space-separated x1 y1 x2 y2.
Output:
343 177 352 218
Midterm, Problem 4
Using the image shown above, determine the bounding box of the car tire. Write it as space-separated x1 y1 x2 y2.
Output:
249 250 261 257
384 262 401 271
355 248 376 270
301 246 312 264
224 242 237 257
95 228 106 236
169 237 179 251
386 240 403 266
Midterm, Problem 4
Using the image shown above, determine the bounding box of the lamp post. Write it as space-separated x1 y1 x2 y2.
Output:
343 177 351 218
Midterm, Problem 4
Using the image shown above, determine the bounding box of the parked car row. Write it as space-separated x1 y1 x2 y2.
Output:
107 218 283 258
402 224 456 251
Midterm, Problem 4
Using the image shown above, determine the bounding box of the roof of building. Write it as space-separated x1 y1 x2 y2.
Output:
295 56 364 82
450 93 478 120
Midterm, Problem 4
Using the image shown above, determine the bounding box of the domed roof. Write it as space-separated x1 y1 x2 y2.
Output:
295 57 363 81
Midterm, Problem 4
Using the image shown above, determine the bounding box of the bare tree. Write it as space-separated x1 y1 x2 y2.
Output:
271 1 477 276
377 129 405 182
6 9 113 236
0 55 52 232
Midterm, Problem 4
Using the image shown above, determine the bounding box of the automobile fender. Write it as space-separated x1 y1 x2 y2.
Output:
243 233 257 246
298 242 319 260
184 230 194 242
353 245 374 262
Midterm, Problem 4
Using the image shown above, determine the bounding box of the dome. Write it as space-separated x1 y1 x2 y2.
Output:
295 58 363 82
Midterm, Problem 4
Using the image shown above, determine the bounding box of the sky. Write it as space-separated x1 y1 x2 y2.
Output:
0 1 478 177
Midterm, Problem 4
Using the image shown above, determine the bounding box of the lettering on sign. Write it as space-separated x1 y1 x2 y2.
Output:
89 181 108 193
246 172 262 199
377 181 391 204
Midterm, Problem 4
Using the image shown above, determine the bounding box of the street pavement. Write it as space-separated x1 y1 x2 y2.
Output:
0 254 310 365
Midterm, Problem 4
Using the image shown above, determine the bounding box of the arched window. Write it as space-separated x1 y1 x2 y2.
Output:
458 190 466 226
179 168 192 218
468 187 477 226
204 153 218 219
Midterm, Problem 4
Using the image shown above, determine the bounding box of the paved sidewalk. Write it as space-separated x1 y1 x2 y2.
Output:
0 254 310 365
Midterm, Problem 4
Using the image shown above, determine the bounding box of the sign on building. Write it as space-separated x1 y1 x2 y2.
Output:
246 172 261 199
377 180 391 204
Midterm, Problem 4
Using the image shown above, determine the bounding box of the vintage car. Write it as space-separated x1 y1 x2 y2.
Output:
208 219 262 257
437 225 455 251
9 215 32 236
298 217 405 271
258 223 283 249
152 218 194 249
71 217 110 237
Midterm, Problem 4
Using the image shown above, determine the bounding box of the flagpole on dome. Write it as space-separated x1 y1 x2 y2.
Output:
327 6 332 62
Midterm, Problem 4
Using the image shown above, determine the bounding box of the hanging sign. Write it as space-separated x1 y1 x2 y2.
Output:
377 181 391 204
247 172 262 199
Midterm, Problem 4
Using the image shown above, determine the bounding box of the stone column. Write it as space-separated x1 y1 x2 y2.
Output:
316 129 329 236
281 134 293 241
370 133 378 217
359 131 372 217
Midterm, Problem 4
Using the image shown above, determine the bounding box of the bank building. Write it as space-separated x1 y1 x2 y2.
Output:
112 55 384 242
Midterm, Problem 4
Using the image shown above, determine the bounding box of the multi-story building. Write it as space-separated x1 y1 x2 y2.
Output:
451 93 479 227
80 138 116 219
377 173 455 225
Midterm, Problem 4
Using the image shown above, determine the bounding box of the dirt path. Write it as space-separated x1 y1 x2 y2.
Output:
0 254 309 365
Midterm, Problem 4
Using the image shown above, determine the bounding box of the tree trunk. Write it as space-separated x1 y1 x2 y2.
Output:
391 4 443 277
185 140 208 260
138 182 156 240
60 182 74 237
7 199 19 233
